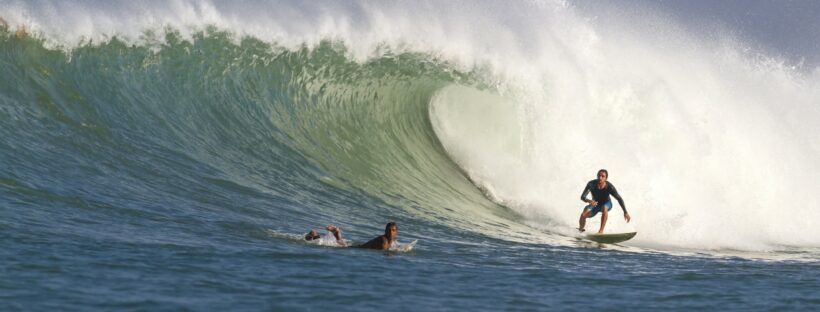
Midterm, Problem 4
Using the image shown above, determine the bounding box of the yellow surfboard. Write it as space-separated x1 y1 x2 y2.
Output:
586 232 637 244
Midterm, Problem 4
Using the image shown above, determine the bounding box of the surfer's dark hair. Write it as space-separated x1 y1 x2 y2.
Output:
385 222 397 235
597 169 608 178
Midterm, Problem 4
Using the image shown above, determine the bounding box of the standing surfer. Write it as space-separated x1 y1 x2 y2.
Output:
579 169 630 234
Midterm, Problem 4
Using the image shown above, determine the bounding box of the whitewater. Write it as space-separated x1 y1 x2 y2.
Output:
2 1 819 310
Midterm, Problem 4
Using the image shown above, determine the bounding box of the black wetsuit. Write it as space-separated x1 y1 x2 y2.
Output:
580 180 626 212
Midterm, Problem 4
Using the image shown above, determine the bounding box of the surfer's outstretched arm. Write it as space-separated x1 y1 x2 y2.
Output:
326 224 345 245
610 185 630 222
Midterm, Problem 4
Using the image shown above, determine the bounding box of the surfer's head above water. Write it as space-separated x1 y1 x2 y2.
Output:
385 222 398 241
305 229 320 241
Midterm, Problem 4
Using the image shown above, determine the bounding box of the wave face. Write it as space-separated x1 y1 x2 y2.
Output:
2 1 820 255
0 28 524 245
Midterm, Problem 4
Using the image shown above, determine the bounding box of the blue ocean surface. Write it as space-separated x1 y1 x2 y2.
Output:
1 1 819 310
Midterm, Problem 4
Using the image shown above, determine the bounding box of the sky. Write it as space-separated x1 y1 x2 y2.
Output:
574 0 820 67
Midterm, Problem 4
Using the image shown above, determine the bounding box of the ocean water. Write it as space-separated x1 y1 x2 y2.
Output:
2 1 820 310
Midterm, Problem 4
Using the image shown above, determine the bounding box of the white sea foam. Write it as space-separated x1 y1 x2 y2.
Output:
428 3 820 252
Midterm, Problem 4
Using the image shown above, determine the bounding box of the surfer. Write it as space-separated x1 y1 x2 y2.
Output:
304 222 399 250
578 169 630 234
304 224 345 246
356 222 398 250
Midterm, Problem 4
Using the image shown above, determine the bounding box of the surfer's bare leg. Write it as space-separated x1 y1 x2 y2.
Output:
326 224 344 245
598 206 608 234
578 209 591 232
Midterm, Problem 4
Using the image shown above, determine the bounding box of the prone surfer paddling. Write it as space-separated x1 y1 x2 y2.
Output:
305 224 345 245
356 222 398 250
304 222 399 250
579 169 630 234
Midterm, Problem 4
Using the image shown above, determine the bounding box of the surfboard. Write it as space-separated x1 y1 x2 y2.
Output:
392 239 418 252
585 232 636 244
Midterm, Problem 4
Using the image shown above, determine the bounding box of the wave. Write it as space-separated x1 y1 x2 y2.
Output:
0 24 531 245
2 1 820 254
